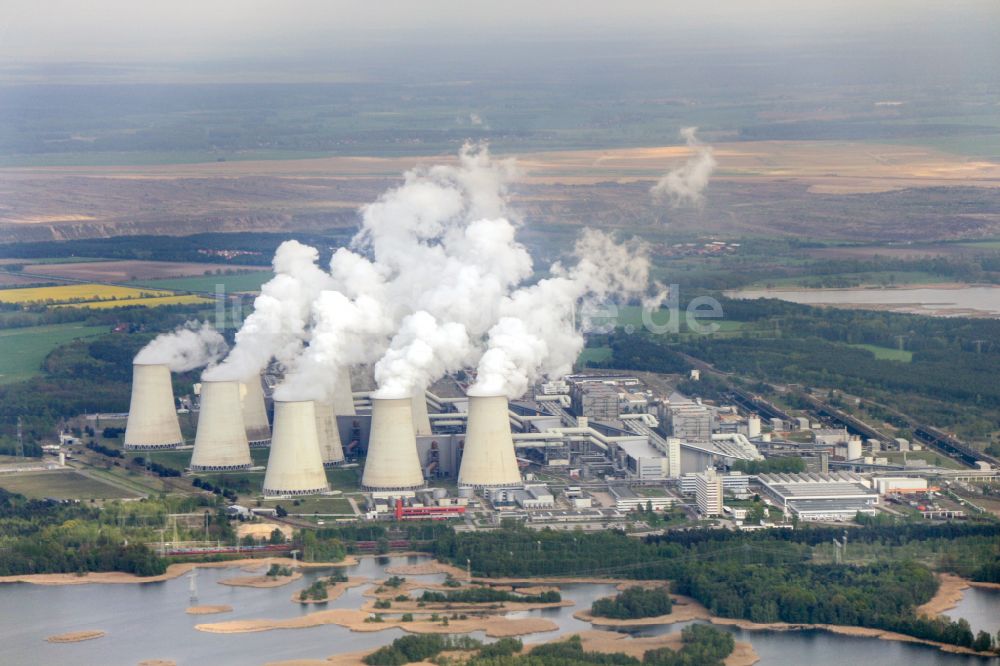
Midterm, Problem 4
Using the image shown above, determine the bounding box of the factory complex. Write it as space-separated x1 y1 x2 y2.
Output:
114 365 987 530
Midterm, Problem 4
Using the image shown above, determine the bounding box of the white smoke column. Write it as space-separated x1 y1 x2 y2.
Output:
650 127 716 208
373 311 471 399
471 230 655 398
273 291 394 401
351 144 532 397
203 240 335 381
133 321 227 372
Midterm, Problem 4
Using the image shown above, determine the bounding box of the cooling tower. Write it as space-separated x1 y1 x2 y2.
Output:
190 380 253 471
315 399 345 466
241 375 271 447
362 397 425 491
411 390 432 436
124 363 184 450
332 366 356 416
263 400 330 497
458 394 522 488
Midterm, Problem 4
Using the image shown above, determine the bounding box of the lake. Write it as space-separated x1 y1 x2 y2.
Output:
727 285 1000 318
0 556 997 665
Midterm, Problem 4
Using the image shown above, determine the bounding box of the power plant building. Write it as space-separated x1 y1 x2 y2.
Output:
570 383 620 421
756 472 878 521
190 380 253 471
661 399 714 443
241 375 271 447
458 394 522 488
124 363 184 450
263 400 330 497
362 397 425 491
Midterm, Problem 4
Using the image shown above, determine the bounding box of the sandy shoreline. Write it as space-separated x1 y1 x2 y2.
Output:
294 576 369 604
0 556 357 587
196 608 558 637
707 617 996 657
219 571 302 588
916 573 968 616
46 630 105 643
186 605 233 615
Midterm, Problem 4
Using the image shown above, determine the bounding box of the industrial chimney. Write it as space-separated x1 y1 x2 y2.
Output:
241 375 271 447
332 366 356 416
190 380 253 471
411 390 432 436
124 363 184 450
314 399 345 466
263 400 330 497
362 397 425 491
458 393 522 488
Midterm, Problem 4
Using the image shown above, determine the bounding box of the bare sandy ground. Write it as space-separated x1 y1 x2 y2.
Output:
196 608 557 638
576 630 759 666
383 560 467 578
0 556 357 587
186 605 233 615
917 573 969 617
219 571 303 588
968 580 1000 591
45 630 105 643
6 141 998 191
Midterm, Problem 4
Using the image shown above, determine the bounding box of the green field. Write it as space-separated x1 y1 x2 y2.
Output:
261 495 357 516
849 344 913 363
129 271 273 294
0 470 140 499
0 323 107 384
578 347 612 365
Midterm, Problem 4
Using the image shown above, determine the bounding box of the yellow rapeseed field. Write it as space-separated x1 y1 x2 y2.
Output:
0 284 172 305
53 295 214 309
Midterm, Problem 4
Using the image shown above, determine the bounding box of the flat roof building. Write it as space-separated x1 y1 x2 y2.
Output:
756 472 878 521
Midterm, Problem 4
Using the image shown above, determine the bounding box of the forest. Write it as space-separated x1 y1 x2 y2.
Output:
591 586 673 619
597 299 1000 440
0 489 168 576
362 628 735 666
430 523 1000 650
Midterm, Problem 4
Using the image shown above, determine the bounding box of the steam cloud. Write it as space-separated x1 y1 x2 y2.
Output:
193 143 656 404
650 127 716 208
202 240 334 383
134 321 227 372
470 230 656 398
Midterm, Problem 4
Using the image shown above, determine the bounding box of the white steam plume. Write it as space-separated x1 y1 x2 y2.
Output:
471 230 655 398
134 321 227 372
272 291 393 401
373 311 471 399
202 240 335 382
650 127 716 208
353 144 532 397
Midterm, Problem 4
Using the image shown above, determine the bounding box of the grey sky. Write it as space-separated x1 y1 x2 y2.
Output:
1 0 997 63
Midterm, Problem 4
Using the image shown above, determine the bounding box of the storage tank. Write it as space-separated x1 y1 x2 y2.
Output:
362 397 425 491
411 390 432 436
124 363 184 450
331 366 356 416
458 393 522 489
190 380 253 471
241 375 271 447
747 415 761 438
262 400 330 497
847 437 863 461
314 399 345 466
